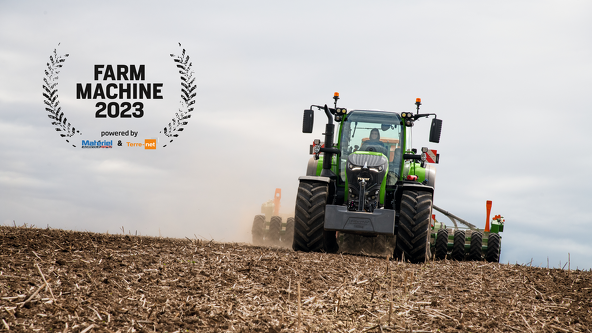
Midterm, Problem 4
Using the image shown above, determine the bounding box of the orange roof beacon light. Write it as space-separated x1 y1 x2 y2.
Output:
333 92 340 110
415 98 421 113
485 200 492 232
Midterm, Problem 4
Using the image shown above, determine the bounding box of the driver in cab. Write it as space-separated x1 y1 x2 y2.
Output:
360 128 386 153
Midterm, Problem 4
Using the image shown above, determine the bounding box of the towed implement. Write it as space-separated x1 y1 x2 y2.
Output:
432 201 504 262
251 188 294 246
293 93 503 262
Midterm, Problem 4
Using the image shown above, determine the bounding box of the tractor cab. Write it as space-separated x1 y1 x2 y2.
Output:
338 110 403 186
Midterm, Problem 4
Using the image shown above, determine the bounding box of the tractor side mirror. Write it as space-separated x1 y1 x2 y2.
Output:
303 109 314 133
429 118 442 143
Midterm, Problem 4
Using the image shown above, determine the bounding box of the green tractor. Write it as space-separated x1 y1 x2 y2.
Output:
251 188 294 246
293 93 502 263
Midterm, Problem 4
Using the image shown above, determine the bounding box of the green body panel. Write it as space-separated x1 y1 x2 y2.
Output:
491 221 504 233
403 161 427 182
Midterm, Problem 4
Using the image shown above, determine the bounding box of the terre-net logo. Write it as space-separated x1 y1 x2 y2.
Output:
123 139 157 149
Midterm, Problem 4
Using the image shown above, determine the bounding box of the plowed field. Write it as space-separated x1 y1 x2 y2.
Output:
1 226 590 332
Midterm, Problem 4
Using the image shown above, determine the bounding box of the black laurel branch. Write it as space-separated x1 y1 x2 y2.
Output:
43 46 79 146
161 43 196 147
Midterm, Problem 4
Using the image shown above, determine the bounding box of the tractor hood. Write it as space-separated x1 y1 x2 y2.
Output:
346 151 388 210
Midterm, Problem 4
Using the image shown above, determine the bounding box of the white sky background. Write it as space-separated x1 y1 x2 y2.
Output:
1 1 591 269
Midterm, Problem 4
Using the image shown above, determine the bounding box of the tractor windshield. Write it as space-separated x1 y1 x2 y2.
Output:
339 110 403 184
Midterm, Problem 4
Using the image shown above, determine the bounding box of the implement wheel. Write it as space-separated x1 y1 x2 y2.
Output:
339 233 360 254
435 228 448 260
486 233 501 263
451 230 465 261
469 231 483 261
292 180 338 253
251 215 265 245
395 190 433 263
360 235 374 254
269 216 282 245
282 217 294 245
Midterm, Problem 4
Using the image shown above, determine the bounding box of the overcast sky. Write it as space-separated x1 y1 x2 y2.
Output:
1 1 591 269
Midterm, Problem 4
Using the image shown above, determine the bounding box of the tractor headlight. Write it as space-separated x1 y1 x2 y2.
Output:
348 163 361 171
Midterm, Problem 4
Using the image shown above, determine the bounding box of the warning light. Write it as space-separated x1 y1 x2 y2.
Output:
334 92 339 97
416 98 421 103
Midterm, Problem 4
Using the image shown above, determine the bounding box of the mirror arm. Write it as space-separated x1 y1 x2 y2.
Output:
412 113 437 121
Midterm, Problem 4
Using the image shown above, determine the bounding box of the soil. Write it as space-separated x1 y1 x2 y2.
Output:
1 225 591 332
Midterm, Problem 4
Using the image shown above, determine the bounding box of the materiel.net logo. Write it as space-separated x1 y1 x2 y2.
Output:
81 140 113 148
125 139 157 149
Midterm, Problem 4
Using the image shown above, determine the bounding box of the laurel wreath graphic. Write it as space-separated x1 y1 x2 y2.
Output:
43 45 79 147
161 43 196 147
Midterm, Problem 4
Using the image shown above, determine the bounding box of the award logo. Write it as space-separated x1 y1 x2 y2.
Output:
42 43 196 149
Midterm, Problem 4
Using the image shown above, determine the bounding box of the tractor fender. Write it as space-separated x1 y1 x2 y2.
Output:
306 157 319 176
394 183 434 212
424 164 436 189
298 175 331 184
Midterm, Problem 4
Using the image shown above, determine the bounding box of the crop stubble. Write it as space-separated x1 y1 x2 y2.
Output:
0 226 590 332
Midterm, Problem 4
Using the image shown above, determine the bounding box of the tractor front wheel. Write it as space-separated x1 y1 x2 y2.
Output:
395 190 433 263
292 180 338 253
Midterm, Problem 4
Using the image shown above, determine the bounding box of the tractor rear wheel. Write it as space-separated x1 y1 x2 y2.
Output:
292 180 338 253
395 190 433 263
435 228 448 260
469 231 483 261
451 230 465 261
283 217 294 245
269 216 282 245
486 233 501 263
251 215 265 245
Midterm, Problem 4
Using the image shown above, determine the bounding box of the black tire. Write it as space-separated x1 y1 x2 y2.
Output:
268 216 282 245
360 235 375 254
469 231 483 261
339 233 360 254
486 233 501 263
282 217 294 245
292 180 338 253
395 190 433 263
251 215 265 245
435 228 448 260
374 235 388 256
451 230 465 261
